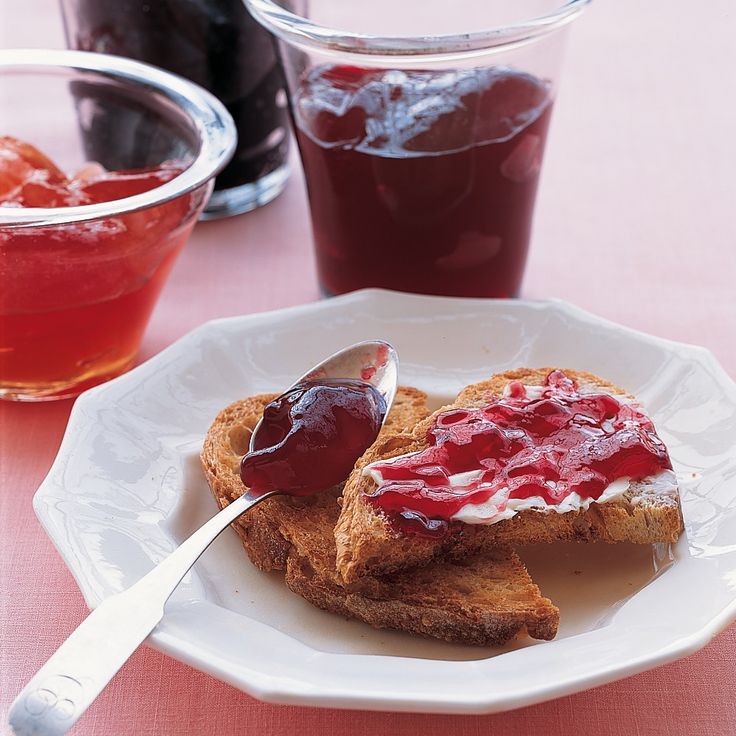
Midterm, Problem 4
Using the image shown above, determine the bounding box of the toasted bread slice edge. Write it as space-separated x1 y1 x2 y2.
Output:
285 547 559 646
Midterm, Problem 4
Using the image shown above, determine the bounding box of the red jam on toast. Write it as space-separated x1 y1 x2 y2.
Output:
364 370 672 537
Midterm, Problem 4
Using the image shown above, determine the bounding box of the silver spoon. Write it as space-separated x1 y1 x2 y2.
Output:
9 339 398 736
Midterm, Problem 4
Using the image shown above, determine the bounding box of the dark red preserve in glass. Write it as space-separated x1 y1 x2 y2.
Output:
294 64 553 297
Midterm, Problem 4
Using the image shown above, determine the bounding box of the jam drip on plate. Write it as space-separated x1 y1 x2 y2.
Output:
364 370 672 538
241 379 387 496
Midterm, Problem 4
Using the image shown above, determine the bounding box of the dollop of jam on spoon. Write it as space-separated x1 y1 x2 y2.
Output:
241 378 387 495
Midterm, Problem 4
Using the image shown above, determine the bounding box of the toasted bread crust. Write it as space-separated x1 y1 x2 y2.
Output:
285 547 559 645
335 368 685 583
200 385 560 645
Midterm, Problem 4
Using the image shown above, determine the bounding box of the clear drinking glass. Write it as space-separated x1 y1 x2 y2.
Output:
245 0 590 297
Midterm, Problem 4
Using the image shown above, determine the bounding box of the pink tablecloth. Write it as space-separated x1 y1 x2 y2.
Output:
2 2 736 734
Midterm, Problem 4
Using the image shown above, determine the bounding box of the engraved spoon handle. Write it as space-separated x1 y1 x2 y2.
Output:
8 490 272 736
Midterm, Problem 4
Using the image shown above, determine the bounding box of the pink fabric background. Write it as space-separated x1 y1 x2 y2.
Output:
2 1 736 734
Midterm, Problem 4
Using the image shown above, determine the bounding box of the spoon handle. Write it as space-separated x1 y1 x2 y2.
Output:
8 490 271 736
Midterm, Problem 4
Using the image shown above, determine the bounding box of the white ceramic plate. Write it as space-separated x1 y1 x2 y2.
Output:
34 290 736 714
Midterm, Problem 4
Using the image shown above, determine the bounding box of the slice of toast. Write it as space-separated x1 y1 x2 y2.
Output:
201 387 559 645
285 547 559 645
335 368 684 583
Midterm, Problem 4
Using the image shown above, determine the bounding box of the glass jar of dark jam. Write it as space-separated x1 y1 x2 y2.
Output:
60 0 291 218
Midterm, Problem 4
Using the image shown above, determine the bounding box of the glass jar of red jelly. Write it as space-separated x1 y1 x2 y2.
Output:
0 50 234 401
246 0 590 297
